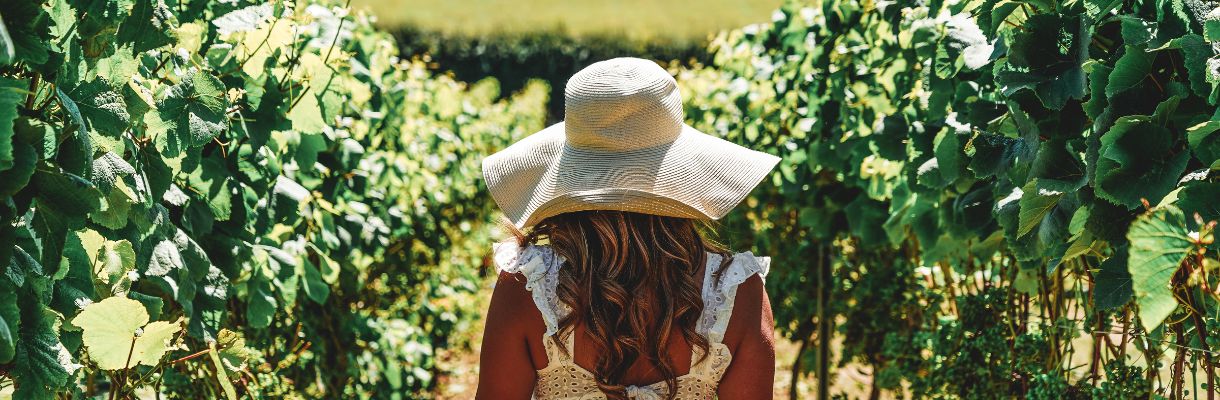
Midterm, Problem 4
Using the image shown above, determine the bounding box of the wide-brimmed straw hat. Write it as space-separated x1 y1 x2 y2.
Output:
482 57 780 228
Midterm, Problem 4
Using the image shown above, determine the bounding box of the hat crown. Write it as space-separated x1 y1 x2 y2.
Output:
564 58 684 150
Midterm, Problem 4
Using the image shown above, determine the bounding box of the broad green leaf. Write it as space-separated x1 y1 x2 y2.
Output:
208 345 240 400
1095 116 1190 208
91 181 134 230
0 0 50 64
1017 179 1068 238
69 79 129 136
146 239 183 277
187 155 234 221
288 91 327 134
129 320 179 366
213 4 274 36
1172 35 1214 100
97 239 136 295
9 245 44 287
1082 61 1112 121
1178 182 1220 224
90 151 135 193
11 305 71 397
127 291 164 322
1095 246 1133 310
76 0 135 57
54 88 95 178
0 16 14 64
0 279 16 362
1187 120 1220 166
215 328 258 372
0 140 36 196
33 169 103 217
1105 47 1154 98
246 275 276 329
71 296 180 370
300 258 329 304
1127 206 1193 331
114 0 177 52
156 71 227 155
0 76 24 172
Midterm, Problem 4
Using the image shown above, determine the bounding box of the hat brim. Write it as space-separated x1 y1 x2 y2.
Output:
482 122 780 228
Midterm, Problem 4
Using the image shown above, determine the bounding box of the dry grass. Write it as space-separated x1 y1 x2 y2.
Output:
350 0 781 43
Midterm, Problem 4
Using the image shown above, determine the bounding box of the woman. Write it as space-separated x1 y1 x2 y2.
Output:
477 57 780 399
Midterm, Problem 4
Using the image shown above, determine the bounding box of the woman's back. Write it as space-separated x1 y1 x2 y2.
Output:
478 241 775 399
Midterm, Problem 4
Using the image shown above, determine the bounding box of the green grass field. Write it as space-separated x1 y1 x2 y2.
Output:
351 0 781 42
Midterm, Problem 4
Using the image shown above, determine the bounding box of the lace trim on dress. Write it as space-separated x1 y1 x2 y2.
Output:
695 252 770 344
493 241 570 337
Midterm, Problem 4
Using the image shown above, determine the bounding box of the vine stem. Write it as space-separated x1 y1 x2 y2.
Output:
168 348 212 365
1185 250 1216 400
322 0 354 64
113 336 138 400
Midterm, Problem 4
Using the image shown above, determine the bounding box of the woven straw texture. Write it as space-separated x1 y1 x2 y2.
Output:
482 57 780 228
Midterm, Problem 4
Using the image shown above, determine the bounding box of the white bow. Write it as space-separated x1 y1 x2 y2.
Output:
625 385 661 400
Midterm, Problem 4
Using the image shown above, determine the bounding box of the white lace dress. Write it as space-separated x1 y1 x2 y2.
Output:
492 242 771 400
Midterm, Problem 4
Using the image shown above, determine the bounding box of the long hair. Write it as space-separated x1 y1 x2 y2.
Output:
512 210 731 399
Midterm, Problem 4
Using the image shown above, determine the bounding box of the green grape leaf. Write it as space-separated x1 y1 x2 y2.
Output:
34 169 103 218
1171 35 1214 100
213 3 274 36
1126 206 1193 331
54 88 95 178
11 307 71 397
76 0 136 58
1083 63 1112 122
215 328 259 372
0 16 14 64
71 296 180 370
90 151 135 193
146 239 183 277
246 274 276 329
1105 47 1154 99
300 257 329 304
1178 182 1220 224
114 0 177 52
0 76 25 171
156 71 228 155
288 91 327 134
0 140 36 197
1095 116 1190 209
1187 120 1220 166
9 244 44 287
78 230 136 297
91 186 132 230
1017 179 1070 238
69 79 130 136
127 291 164 321
1095 244 1133 310
0 279 17 362
187 155 234 221
0 0 51 65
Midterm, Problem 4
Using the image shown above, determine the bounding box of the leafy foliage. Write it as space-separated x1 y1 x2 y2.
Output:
0 0 546 397
679 0 1220 396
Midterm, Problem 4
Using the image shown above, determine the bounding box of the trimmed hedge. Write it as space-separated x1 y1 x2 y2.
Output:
391 27 714 120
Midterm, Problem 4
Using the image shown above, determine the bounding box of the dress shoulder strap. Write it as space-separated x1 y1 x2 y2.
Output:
493 241 569 338
695 251 771 344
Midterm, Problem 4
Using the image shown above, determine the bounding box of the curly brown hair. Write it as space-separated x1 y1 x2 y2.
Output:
511 210 732 399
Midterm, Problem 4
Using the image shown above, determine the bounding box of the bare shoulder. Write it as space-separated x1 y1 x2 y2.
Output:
717 273 776 399
723 274 775 349
486 271 543 333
